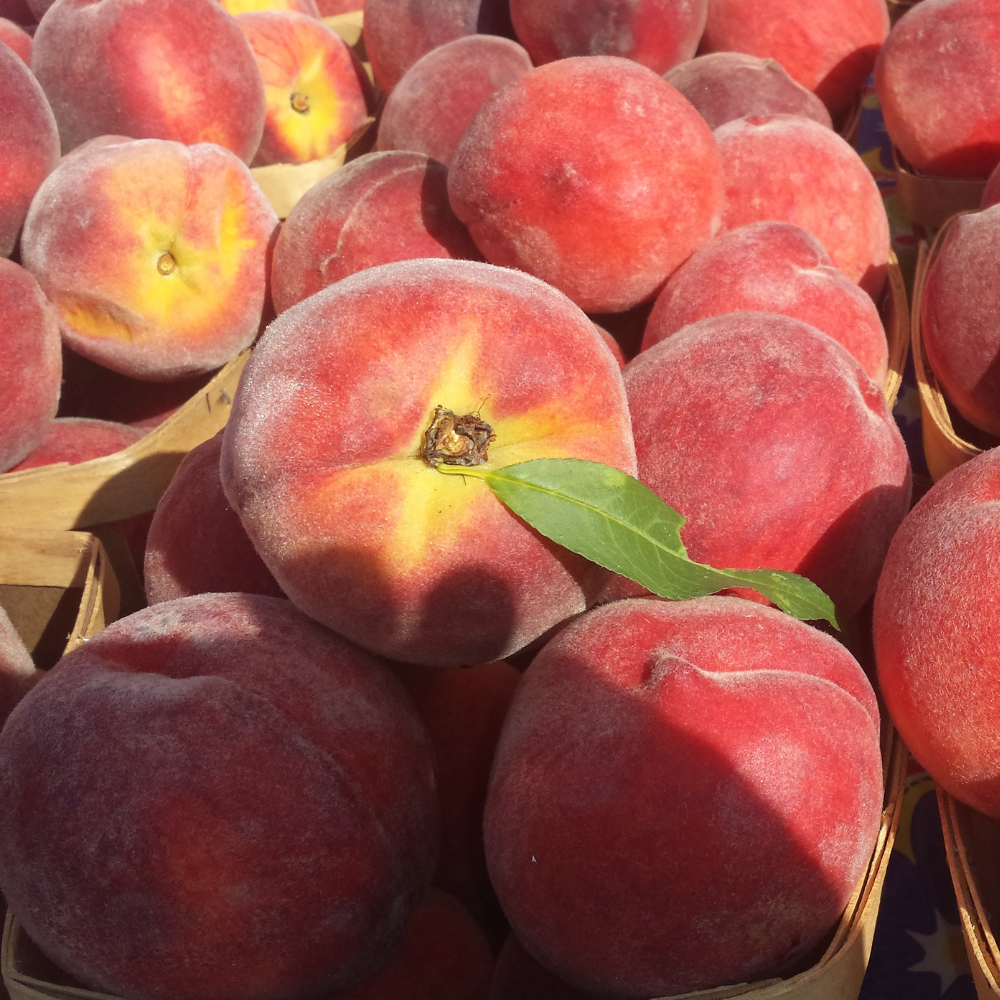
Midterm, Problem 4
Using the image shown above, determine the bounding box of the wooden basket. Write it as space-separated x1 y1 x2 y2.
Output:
892 146 987 231
939 793 1000 1000
910 215 997 482
0 350 249 533
883 249 910 410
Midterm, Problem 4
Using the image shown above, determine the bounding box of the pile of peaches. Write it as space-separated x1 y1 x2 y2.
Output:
4 0 1000 998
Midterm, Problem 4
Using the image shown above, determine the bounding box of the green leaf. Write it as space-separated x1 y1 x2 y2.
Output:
437 458 838 629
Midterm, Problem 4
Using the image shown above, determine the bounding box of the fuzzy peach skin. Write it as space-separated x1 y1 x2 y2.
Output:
642 221 888 386
30 0 266 162
0 592 440 1000
10 417 145 470
714 113 890 300
509 0 706 74
875 0 1000 178
375 35 532 168
223 0 320 15
664 52 833 131
145 431 285 604
237 10 370 167
221 258 636 667
21 139 278 381
325 888 495 1000
316 0 361 11
699 0 889 126
364 0 513 93
272 151 482 312
614 311 911 621
448 56 722 315
920 205 1000 436
874 448 1000 816
485 596 884 998
0 606 40 728
0 17 31 62
0 259 61 472
0 43 59 257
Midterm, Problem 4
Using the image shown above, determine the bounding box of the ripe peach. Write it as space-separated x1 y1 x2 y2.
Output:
364 0 513 93
21 138 278 380
220 258 636 666
714 113 890 299
920 205 1000 436
641 221 889 386
9 418 144 470
510 0 706 73
222 0 320 14
0 606 39 728
375 34 532 168
0 593 440 1000
30 0 266 162
0 17 30 62
271 150 482 312
620 311 910 620
316 0 362 11
448 56 722 314
875 0 1000 179
144 431 284 604
0 43 59 257
490 935 605 999
664 52 833 130
485 596 884 997
237 10 370 167
874 447 1000 816
0 259 61 472
699 0 889 126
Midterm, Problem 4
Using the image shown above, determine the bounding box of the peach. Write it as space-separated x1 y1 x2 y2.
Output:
271 150 482 312
21 138 278 380
0 259 61 472
237 10 370 167
484 596 884 997
144 431 284 604
316 0 362 11
30 0 266 162
586 300 654 364
9 417 145 471
392 661 521 945
875 448 1000 816
664 52 833 131
364 0 514 93
448 56 722 314
490 935 606 999
0 592 440 1000
699 0 889 126
618 311 910 621
0 43 59 257
375 34 532 168
920 205 1000 436
509 0 706 73
0 606 39 729
222 0 320 14
714 113 890 299
875 0 1000 179
0 17 31 62
327 888 495 1000
220 258 636 666
641 221 889 386
0 0 33 22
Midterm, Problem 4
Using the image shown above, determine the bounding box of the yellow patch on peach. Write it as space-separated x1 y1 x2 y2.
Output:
267 54 349 162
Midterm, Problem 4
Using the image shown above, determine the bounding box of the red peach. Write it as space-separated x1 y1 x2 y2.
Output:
0 17 31 61
237 10 370 167
21 139 278 380
490 935 609 999
620 311 910 620
10 418 145 471
664 51 834 130
271 150 482 313
144 431 284 604
30 0 266 162
485 596 884 997
364 0 513 93
0 606 39 728
0 258 61 472
448 56 722 314
220 258 637 666
714 113 890 299
0 42 59 257
317 0 362 10
375 34 532 168
641 221 889 386
0 0 33 22
700 0 889 126
875 0 1000 179
0 593 440 1000
510 0 706 74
